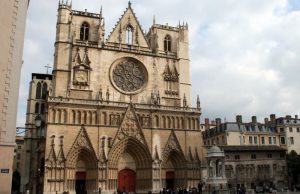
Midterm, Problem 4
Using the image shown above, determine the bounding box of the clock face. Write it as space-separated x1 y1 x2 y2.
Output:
111 58 147 94
75 70 88 82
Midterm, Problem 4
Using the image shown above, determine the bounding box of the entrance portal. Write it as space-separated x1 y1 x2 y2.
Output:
166 171 175 189
75 172 86 194
118 169 136 192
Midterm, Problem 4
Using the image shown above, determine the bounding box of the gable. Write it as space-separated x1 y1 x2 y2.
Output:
112 103 148 147
107 3 149 48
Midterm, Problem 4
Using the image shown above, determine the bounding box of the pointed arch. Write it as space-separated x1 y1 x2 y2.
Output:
36 82 42 99
35 103 40 114
125 25 133 45
42 82 48 99
164 35 172 52
80 22 89 41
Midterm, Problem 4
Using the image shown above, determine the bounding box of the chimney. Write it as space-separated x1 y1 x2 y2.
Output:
252 116 257 123
205 118 209 130
264 118 269 124
295 115 298 120
215 118 221 126
236 115 242 124
270 114 276 122
286 115 292 120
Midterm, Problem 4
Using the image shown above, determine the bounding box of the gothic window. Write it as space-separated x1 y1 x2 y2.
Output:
93 111 98 125
40 103 45 114
62 110 67 123
154 115 159 128
77 111 81 124
52 109 56 123
72 110 76 124
162 116 166 128
164 35 172 52
125 25 133 45
83 111 87 124
57 110 62 123
80 22 89 41
35 103 40 114
36 82 42 99
42 83 47 99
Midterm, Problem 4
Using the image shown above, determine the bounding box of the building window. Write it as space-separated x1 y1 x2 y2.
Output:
273 137 276 145
125 25 133 45
164 35 172 52
268 137 272 144
222 136 226 144
17 153 21 160
42 83 47 99
280 153 285 158
289 127 293 133
234 155 240 160
216 137 219 145
280 128 284 133
251 154 256 159
280 137 286 144
35 103 40 114
17 145 21 149
297 128 300 132
80 22 89 41
267 154 272 158
290 137 294 145
226 155 229 159
254 136 258 144
249 136 253 144
40 103 45 114
36 82 42 99
261 137 265 145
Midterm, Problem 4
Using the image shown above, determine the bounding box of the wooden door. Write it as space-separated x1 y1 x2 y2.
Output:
166 171 175 189
75 172 86 194
118 169 136 192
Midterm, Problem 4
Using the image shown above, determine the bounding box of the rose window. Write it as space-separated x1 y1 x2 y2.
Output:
112 60 147 93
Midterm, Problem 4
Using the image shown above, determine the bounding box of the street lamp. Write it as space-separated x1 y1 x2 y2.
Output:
16 115 43 135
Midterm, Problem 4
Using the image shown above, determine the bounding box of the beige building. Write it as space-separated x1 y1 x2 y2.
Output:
202 116 288 190
0 0 29 193
22 2 204 194
12 136 25 193
275 115 300 154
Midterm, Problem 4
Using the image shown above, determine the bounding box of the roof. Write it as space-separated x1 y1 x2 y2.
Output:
220 145 286 152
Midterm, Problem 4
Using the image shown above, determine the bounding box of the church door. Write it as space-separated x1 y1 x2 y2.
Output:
166 171 175 189
118 169 136 192
75 172 86 194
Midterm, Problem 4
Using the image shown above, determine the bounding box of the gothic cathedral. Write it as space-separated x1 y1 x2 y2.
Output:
22 2 203 194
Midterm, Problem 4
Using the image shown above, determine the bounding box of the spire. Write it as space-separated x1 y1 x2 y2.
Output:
100 5 103 18
197 95 200 109
69 0 72 8
153 15 156 25
183 94 187 107
128 1 132 8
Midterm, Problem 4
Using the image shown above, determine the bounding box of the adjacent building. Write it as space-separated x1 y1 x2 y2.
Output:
22 2 204 194
202 115 289 190
12 136 25 193
0 0 29 193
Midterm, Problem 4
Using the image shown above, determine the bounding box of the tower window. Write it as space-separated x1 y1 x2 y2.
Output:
80 22 89 41
42 83 47 99
36 82 42 99
164 35 171 52
125 25 133 45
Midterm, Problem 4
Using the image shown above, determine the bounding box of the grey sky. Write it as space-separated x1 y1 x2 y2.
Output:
17 0 300 127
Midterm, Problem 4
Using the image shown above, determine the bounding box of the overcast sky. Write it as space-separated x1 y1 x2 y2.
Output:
17 0 300 126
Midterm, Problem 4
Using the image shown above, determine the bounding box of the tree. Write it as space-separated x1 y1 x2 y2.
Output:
287 150 300 186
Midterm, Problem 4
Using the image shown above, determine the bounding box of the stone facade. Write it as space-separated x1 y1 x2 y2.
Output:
23 2 203 194
22 74 52 194
202 116 288 191
0 0 29 193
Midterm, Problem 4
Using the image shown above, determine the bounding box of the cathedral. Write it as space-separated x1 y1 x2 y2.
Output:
22 2 203 194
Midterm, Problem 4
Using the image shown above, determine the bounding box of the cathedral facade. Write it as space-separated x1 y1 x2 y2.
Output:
23 2 203 194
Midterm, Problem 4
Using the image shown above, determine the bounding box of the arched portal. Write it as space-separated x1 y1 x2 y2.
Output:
162 150 187 188
66 148 98 193
108 138 152 193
